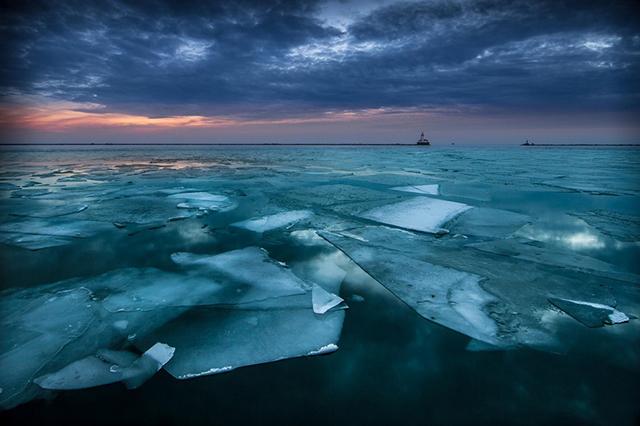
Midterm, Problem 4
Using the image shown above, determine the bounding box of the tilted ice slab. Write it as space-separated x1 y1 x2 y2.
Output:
137 307 344 379
232 210 312 233
171 247 308 305
391 184 439 196
319 232 503 346
167 191 236 212
548 298 630 328
359 196 472 234
312 284 344 314
33 343 174 390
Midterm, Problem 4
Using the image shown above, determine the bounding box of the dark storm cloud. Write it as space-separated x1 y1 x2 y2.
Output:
1 0 639 117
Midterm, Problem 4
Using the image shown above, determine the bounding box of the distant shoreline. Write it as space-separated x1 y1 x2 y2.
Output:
1 143 638 147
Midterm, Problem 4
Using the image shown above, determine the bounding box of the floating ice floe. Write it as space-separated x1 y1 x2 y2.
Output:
359 196 472 234
312 284 344 314
391 184 439 195
548 298 630 328
319 231 503 346
232 210 312 232
167 192 236 212
33 343 174 390
137 307 344 380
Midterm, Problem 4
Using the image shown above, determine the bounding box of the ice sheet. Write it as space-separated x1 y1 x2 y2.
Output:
138 307 344 379
319 232 504 346
359 196 472 234
171 247 308 303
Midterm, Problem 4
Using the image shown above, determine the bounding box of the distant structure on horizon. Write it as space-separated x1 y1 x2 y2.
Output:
521 139 535 146
417 131 431 146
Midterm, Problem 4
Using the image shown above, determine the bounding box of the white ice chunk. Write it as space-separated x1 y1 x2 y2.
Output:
312 284 344 314
391 184 439 195
359 197 471 234
232 210 312 233
167 192 236 212
141 342 175 367
307 343 338 355
122 343 175 389
549 298 630 327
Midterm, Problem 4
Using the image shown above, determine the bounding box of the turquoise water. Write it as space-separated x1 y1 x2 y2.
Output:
0 146 638 425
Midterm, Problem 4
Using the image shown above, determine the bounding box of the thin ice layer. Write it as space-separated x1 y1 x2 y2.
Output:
312 284 344 314
319 232 503 346
549 298 630 328
359 196 471 234
449 207 529 238
102 270 221 312
138 307 344 379
467 239 637 282
391 184 439 195
232 210 312 232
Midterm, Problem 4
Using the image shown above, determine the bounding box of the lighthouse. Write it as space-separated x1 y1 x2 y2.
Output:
417 131 431 146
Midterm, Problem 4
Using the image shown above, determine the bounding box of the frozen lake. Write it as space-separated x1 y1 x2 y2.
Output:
1 145 639 425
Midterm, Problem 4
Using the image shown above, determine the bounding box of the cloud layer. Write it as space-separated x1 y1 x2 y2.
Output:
1 0 639 141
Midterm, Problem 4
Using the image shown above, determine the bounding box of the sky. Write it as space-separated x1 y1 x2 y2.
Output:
1 0 639 144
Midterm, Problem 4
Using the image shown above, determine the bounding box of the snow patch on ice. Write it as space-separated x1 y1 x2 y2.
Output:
177 366 234 379
168 192 236 212
359 197 471 233
307 344 338 355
